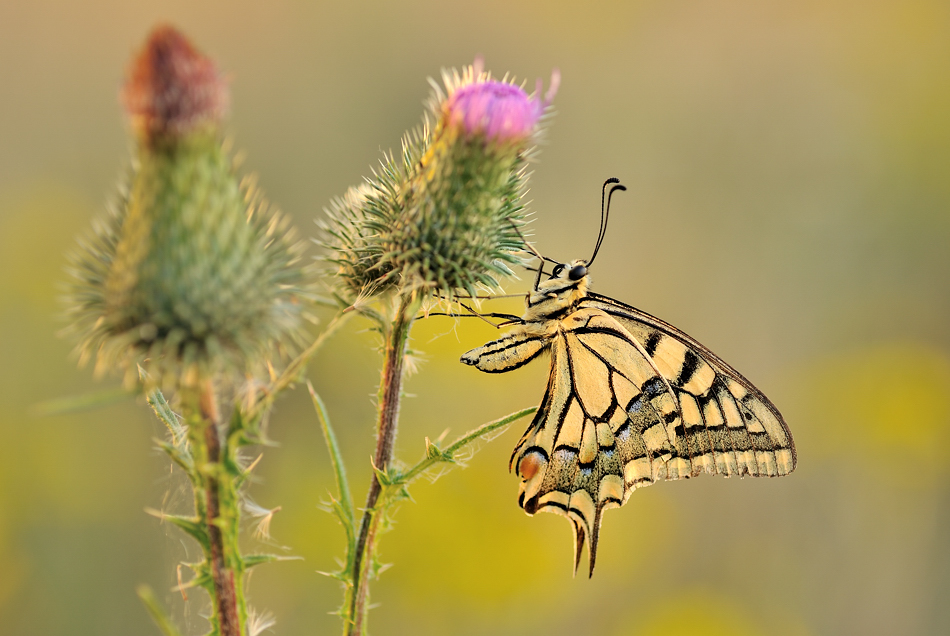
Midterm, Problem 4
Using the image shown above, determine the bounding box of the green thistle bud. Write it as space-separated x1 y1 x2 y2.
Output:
321 182 394 300
321 60 558 300
65 26 310 389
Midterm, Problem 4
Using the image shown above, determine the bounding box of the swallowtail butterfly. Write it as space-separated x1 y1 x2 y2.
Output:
461 179 796 576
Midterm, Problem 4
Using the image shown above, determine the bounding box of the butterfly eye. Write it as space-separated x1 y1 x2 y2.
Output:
550 264 565 278
568 264 588 280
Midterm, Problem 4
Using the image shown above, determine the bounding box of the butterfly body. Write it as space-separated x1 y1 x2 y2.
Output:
461 258 796 576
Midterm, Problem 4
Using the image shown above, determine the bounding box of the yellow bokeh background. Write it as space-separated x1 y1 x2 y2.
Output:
2 1 949 634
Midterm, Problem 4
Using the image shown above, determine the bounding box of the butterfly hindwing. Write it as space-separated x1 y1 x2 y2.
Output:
509 307 688 575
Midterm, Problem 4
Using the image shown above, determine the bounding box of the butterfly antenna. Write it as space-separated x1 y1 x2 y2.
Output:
587 178 626 269
589 177 619 266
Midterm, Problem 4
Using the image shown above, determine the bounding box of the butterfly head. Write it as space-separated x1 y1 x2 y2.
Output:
522 178 625 320
525 258 590 317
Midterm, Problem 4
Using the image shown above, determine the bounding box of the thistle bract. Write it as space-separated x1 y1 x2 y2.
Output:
321 62 558 301
65 26 309 389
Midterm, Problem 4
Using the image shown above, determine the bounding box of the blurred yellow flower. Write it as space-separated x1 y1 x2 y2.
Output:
617 589 763 636
799 342 950 479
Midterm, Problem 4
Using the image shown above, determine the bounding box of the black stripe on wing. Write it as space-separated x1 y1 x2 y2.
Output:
581 293 797 472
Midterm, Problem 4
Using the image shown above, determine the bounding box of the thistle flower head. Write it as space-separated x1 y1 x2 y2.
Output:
122 25 229 144
65 26 310 390
321 61 558 302
444 64 558 144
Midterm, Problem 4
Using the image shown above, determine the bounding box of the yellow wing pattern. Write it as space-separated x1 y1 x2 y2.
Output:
463 300 795 576
581 292 796 479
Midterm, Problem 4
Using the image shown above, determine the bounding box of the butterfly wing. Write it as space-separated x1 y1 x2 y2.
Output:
506 306 695 576
581 292 797 480
463 297 795 577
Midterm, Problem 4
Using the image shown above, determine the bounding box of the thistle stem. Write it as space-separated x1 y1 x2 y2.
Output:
347 294 417 636
198 381 242 636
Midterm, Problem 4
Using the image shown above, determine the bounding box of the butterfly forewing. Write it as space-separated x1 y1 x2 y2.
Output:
581 293 796 477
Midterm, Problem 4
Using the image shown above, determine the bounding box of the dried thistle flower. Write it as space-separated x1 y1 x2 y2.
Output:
64 25 310 390
320 60 559 301
122 25 229 144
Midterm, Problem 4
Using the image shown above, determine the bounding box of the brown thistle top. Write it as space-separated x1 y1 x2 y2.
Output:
122 25 229 143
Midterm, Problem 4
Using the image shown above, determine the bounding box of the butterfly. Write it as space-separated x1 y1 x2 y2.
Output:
460 178 796 576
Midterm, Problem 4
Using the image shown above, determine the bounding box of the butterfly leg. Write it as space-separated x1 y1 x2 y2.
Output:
461 332 551 372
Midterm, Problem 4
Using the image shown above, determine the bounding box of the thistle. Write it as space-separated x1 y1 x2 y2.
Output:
321 60 558 303
317 61 558 636
63 25 313 636
65 24 308 392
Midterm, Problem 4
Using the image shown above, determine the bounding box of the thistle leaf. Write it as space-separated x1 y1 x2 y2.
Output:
243 553 302 569
137 585 184 636
308 382 356 545
146 509 210 551
32 386 133 416
145 386 189 448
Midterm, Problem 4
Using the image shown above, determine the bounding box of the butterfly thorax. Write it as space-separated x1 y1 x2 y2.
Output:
522 258 590 325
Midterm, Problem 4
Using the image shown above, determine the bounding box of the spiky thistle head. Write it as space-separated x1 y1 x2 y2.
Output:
320 60 558 302
64 25 311 390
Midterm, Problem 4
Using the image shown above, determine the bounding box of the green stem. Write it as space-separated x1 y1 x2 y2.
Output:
347 294 418 636
142 316 357 636
196 380 243 636
390 406 536 495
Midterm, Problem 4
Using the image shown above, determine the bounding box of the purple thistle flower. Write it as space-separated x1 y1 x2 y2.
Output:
444 65 559 143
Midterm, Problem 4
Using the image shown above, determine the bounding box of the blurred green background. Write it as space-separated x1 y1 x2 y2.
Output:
2 0 949 634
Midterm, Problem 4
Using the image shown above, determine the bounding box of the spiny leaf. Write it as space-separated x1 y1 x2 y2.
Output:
234 452 265 488
370 556 392 580
309 382 356 550
33 386 133 416
320 497 357 543
145 386 188 448
424 436 454 463
371 461 395 487
243 553 302 569
146 509 210 550
180 561 214 593
137 585 184 636
317 568 352 583
155 439 194 474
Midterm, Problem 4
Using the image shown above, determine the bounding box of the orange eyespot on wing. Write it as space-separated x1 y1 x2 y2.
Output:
518 450 544 480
